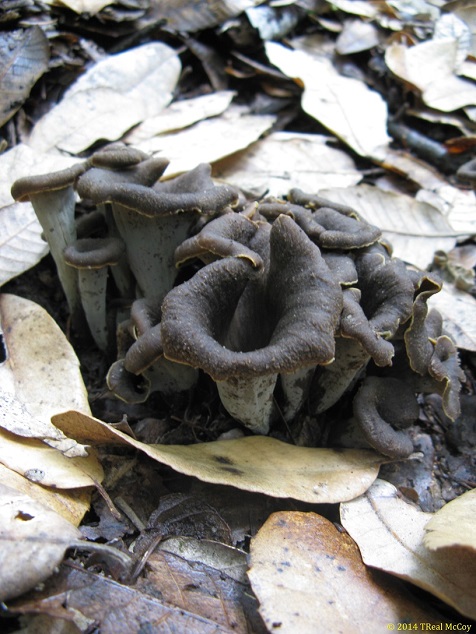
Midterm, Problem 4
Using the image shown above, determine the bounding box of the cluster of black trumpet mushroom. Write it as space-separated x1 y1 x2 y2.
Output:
12 144 463 459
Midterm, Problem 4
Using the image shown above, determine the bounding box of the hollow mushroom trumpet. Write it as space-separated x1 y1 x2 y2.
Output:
64 237 125 350
11 162 88 323
161 214 343 434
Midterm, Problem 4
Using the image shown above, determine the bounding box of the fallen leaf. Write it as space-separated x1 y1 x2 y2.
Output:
43 0 113 13
0 483 81 602
424 488 476 551
247 511 447 633
125 90 235 144
0 202 49 286
0 463 91 526
28 43 181 153
265 38 391 159
385 38 476 112
136 105 276 177
0 294 94 456
53 410 384 503
336 19 380 55
0 27 49 128
0 427 102 489
213 131 362 198
318 184 458 269
340 479 476 620
147 0 262 32
428 283 476 352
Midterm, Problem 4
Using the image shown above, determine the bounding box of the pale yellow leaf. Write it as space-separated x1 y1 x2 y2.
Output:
0 483 81 602
0 427 102 489
385 39 476 112
125 91 235 144
428 284 476 352
248 511 447 634
213 131 362 197
424 489 476 551
0 463 91 526
318 184 457 269
265 39 390 159
53 410 384 504
336 19 380 55
137 105 275 177
340 479 476 620
28 43 181 153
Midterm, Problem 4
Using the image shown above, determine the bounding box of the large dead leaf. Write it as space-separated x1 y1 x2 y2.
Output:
136 105 276 177
424 488 476 551
53 410 384 503
265 38 390 159
318 184 458 269
147 0 262 32
125 90 235 144
0 27 49 128
248 511 447 633
0 483 81 602
43 0 113 13
340 479 476 620
213 131 362 197
0 294 92 450
28 43 181 154
428 283 476 352
385 38 476 112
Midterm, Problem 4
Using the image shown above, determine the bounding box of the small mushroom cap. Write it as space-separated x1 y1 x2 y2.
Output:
64 237 125 269
353 376 418 459
11 163 87 202
90 144 150 168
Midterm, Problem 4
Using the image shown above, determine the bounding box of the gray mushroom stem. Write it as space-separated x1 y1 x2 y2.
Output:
64 238 125 350
217 375 278 434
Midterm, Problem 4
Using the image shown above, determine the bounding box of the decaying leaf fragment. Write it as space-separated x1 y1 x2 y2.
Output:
52 410 384 504
340 479 476 620
248 511 448 633
0 483 81 602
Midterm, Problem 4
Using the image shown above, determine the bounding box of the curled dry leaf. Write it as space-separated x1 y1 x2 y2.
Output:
135 105 276 177
0 483 81 602
52 410 384 503
28 43 181 154
385 38 476 112
213 131 362 197
265 38 390 159
424 488 476 551
42 0 114 13
0 27 49 128
340 479 476 620
247 511 447 633
148 0 262 32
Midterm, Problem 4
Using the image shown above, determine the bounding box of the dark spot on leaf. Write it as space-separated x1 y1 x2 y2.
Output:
214 455 234 465
220 466 244 476
16 511 34 521
337 565 346 571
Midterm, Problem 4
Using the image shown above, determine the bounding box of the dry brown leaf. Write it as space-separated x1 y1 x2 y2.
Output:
340 479 476 620
248 511 447 633
147 0 262 32
265 38 390 159
213 131 362 197
52 410 384 503
428 284 476 352
385 38 476 112
136 105 276 177
0 483 81 602
424 488 476 551
43 0 113 13
0 294 94 454
318 184 458 269
0 463 91 526
125 91 235 144
0 27 49 128
28 43 181 153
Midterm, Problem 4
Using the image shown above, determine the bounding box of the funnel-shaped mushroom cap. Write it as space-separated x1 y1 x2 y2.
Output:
161 214 342 380
11 163 87 202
